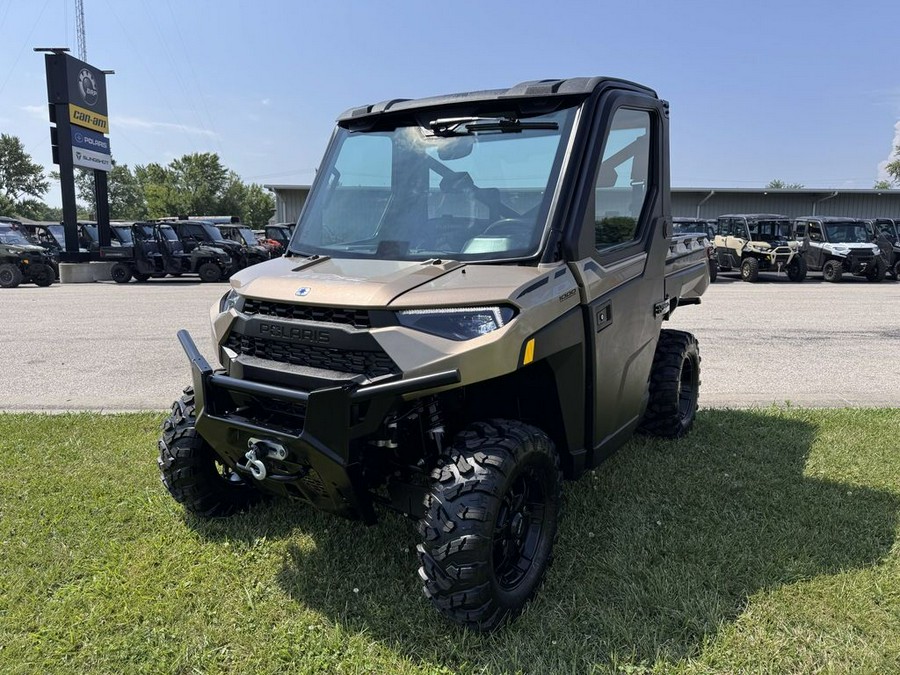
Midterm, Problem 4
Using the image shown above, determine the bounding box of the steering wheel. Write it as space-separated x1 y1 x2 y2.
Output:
482 218 530 237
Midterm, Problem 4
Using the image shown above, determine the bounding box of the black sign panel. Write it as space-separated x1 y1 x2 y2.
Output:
45 53 108 116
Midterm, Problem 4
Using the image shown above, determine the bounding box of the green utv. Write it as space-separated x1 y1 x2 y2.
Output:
158 77 710 630
0 222 56 288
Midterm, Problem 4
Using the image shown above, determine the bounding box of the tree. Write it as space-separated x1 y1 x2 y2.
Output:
135 153 273 224
0 134 49 205
75 163 148 220
874 179 895 190
766 179 804 189
885 148 900 186
242 183 275 227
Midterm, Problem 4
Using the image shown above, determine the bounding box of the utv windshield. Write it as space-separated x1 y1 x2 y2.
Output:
825 222 871 243
112 226 133 244
0 227 32 246
157 226 179 241
47 225 65 245
291 106 578 261
749 220 791 240
235 227 257 246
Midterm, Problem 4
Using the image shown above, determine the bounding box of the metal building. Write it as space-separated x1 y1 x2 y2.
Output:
673 188 900 220
265 184 311 224
266 184 900 225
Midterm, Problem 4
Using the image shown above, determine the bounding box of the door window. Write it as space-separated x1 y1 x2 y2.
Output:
808 223 823 242
593 109 651 252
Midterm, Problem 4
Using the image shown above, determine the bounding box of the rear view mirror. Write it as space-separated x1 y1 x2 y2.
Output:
437 136 474 161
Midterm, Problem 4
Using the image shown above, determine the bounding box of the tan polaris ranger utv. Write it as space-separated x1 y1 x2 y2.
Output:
714 213 807 282
158 77 711 631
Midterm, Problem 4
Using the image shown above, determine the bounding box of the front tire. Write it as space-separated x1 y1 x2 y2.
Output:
198 262 223 283
110 263 132 283
866 259 886 282
0 263 23 288
417 420 562 632
29 263 55 286
787 256 807 282
740 257 759 282
158 387 262 518
708 260 718 283
639 329 701 438
893 260 900 280
823 259 843 282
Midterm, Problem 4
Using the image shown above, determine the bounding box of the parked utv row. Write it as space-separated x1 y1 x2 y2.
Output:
1 216 280 286
683 214 896 283
0 218 56 288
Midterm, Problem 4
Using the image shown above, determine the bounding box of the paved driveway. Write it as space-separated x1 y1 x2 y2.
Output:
1 274 898 411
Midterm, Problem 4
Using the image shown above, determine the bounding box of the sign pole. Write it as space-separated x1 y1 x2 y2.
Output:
94 169 110 247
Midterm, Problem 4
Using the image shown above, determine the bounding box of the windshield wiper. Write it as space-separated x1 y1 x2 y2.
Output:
428 116 558 136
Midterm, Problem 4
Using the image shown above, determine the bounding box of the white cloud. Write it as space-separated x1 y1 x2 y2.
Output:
876 120 900 181
261 98 271 106
116 115 218 138
20 104 47 120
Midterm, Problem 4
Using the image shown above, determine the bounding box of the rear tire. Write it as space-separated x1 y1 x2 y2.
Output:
639 329 701 438
198 262 223 283
158 387 262 518
30 263 55 286
893 260 900 280
740 257 759 282
823 259 843 282
0 263 23 288
417 420 562 632
111 263 132 283
133 272 151 282
787 255 807 282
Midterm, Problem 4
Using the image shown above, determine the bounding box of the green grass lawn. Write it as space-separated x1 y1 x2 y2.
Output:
1 408 898 674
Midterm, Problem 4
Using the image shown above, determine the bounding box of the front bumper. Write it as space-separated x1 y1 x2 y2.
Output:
178 329 458 522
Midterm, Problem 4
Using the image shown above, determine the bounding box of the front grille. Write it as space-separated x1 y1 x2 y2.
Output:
242 299 371 329
225 333 399 379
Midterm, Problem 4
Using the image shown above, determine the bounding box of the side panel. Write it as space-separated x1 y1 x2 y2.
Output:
564 90 670 467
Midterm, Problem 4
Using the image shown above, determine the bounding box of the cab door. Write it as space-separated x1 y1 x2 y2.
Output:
567 93 669 465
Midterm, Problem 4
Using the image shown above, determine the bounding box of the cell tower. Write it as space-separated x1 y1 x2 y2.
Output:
75 0 86 60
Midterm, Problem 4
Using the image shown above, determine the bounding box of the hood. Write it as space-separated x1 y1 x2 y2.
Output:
1 243 47 256
230 256 467 308
229 255 557 309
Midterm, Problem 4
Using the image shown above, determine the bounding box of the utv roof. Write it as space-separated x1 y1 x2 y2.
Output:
717 213 790 220
338 77 658 122
793 216 866 223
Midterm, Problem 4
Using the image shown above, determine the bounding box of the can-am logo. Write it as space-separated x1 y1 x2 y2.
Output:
78 68 99 106
295 287 311 296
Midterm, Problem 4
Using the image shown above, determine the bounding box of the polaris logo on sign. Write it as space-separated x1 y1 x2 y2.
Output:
71 127 110 154
295 287 311 297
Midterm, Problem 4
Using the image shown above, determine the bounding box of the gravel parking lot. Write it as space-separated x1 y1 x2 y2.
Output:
1 274 898 411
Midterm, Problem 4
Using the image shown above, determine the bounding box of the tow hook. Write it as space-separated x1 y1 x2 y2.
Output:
243 438 288 480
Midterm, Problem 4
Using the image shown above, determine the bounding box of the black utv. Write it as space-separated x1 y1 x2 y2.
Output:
868 218 900 279
793 217 884 282
265 223 295 250
105 222 232 283
216 223 271 267
0 222 56 288
166 220 247 274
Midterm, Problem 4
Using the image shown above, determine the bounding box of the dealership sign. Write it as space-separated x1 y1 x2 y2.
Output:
71 127 111 154
73 146 112 171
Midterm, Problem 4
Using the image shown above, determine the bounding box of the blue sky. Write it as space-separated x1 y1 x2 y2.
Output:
2 0 899 206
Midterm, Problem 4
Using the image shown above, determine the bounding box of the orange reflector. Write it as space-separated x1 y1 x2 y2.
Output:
523 338 535 365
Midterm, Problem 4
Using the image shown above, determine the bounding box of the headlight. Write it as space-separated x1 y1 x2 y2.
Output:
397 306 516 341
219 289 240 313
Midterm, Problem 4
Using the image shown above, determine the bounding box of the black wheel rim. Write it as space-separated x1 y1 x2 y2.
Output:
0 270 12 284
492 465 548 591
677 353 698 420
